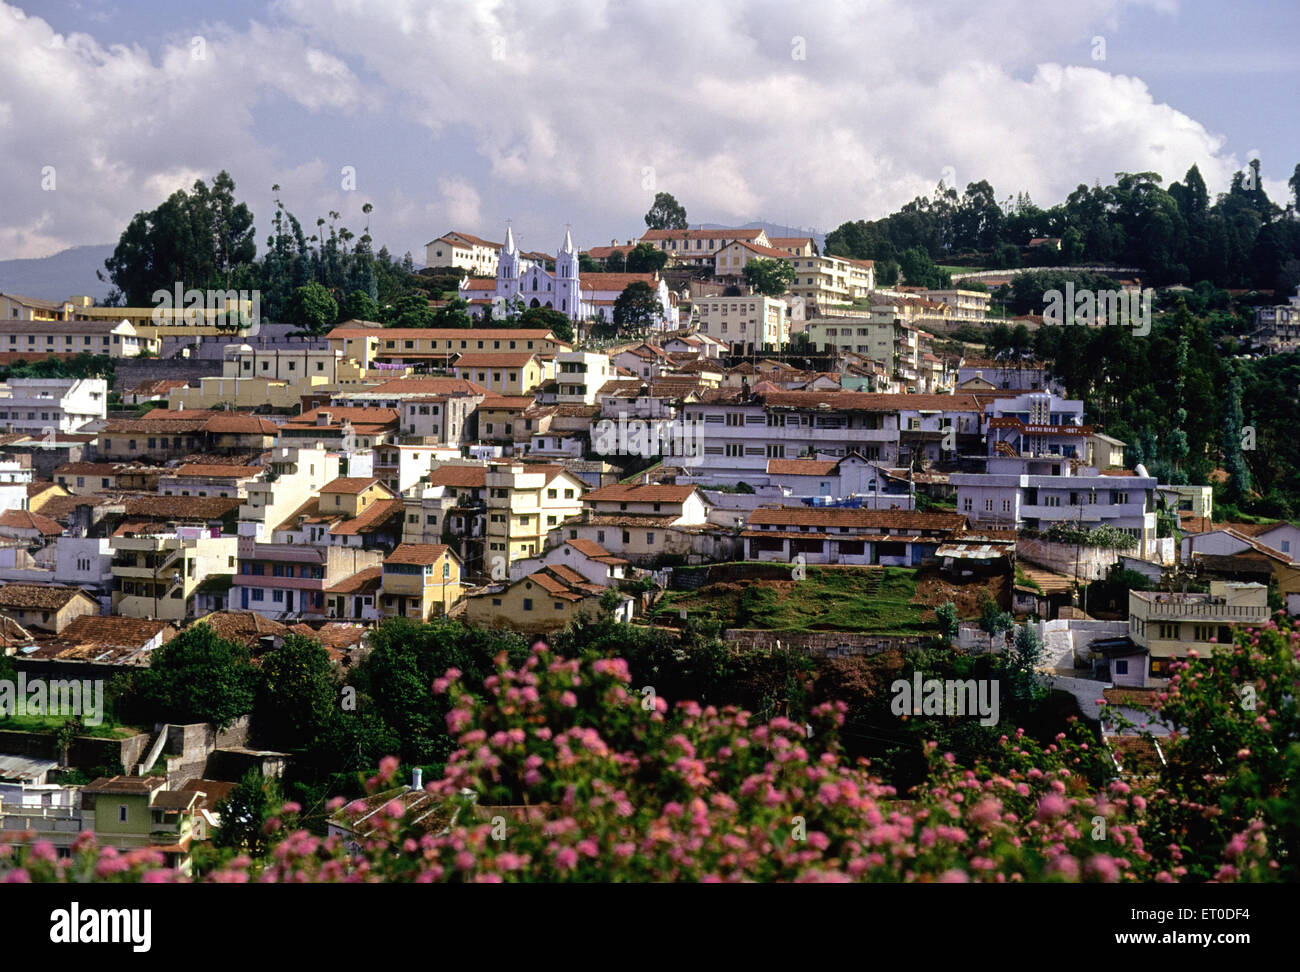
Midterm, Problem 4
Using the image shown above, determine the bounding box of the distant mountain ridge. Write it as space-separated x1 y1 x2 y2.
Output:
0 244 116 302
696 221 826 251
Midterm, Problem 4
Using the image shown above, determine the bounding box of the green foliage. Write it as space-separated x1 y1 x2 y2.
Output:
101 170 256 305
340 289 380 323
285 282 338 333
612 281 662 335
742 257 797 296
211 770 285 859
126 623 256 730
643 192 687 230
625 242 668 274
254 635 338 752
517 306 574 343
935 601 959 640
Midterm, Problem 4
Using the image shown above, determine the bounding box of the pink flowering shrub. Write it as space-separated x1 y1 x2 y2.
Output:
3 626 1291 882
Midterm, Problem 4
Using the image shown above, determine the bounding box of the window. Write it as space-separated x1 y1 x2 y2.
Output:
119 805 129 823
1194 625 1214 641
984 499 993 512
646 532 655 545
523 598 533 611
963 497 973 512
1114 660 1128 675
1159 623 1178 640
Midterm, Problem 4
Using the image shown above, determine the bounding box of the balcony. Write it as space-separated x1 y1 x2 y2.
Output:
1142 600 1269 622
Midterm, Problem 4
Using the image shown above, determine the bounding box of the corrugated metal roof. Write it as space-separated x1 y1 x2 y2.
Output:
0 753 60 781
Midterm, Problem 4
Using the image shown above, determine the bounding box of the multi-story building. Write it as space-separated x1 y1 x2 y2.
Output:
805 317 922 387
788 254 875 310
485 463 587 569
424 231 503 276
158 464 264 500
555 351 612 405
641 227 771 267
0 378 107 434
713 241 798 280
325 326 569 370
110 528 238 622
380 543 464 620
694 296 790 355
1127 582 1270 683
921 289 991 324
950 394 1158 554
0 319 152 357
450 352 548 395
465 564 632 633
238 445 339 541
743 507 968 566
232 538 382 618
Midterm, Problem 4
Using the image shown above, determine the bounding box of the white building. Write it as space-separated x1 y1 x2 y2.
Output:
555 351 612 405
694 295 790 355
0 378 107 434
0 460 33 512
460 227 674 326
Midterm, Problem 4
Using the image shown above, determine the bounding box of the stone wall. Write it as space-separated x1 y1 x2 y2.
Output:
111 358 212 394
724 628 926 658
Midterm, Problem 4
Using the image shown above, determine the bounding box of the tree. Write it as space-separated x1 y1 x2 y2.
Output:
897 247 951 289
212 770 285 858
341 289 380 323
612 282 663 336
255 634 338 752
429 296 472 329
129 624 257 730
286 282 339 333
742 257 796 296
101 171 256 305
383 293 437 328
644 192 687 230
624 242 668 274
604 249 627 272
934 602 959 642
518 306 574 344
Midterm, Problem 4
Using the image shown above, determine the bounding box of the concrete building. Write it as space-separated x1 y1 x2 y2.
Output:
694 295 790 355
110 528 239 622
485 463 587 570
555 351 612 405
380 543 464 620
0 378 107 434
1128 582 1269 683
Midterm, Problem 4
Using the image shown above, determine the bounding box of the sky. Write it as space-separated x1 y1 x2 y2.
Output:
2 0 1298 265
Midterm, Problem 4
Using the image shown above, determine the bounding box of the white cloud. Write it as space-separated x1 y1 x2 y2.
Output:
0 0 1283 264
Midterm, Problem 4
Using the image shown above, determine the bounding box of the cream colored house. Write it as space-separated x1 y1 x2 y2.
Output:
425 231 502 275
380 543 463 620
110 531 239 622
485 463 587 570
1129 582 1269 682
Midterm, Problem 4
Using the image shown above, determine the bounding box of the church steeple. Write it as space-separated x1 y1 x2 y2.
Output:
557 225 578 280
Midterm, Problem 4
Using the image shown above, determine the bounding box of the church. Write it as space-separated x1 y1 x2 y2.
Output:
459 226 674 327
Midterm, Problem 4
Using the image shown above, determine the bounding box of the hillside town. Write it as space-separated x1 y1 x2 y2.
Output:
1 1 1298 906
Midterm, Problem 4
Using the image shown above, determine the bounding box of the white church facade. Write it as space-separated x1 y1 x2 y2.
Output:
459 227 673 327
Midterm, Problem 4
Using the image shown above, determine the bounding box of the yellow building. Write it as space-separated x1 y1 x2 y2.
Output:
713 241 796 279
0 584 98 633
380 543 463 620
465 563 630 633
451 352 548 395
79 776 205 875
319 477 399 519
485 463 587 570
0 319 153 357
694 295 790 353
325 327 570 369
110 532 240 622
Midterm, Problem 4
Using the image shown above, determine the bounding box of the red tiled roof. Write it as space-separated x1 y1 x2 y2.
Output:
385 543 451 566
320 476 383 495
766 459 840 476
583 483 700 503
427 464 488 488
0 509 64 536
